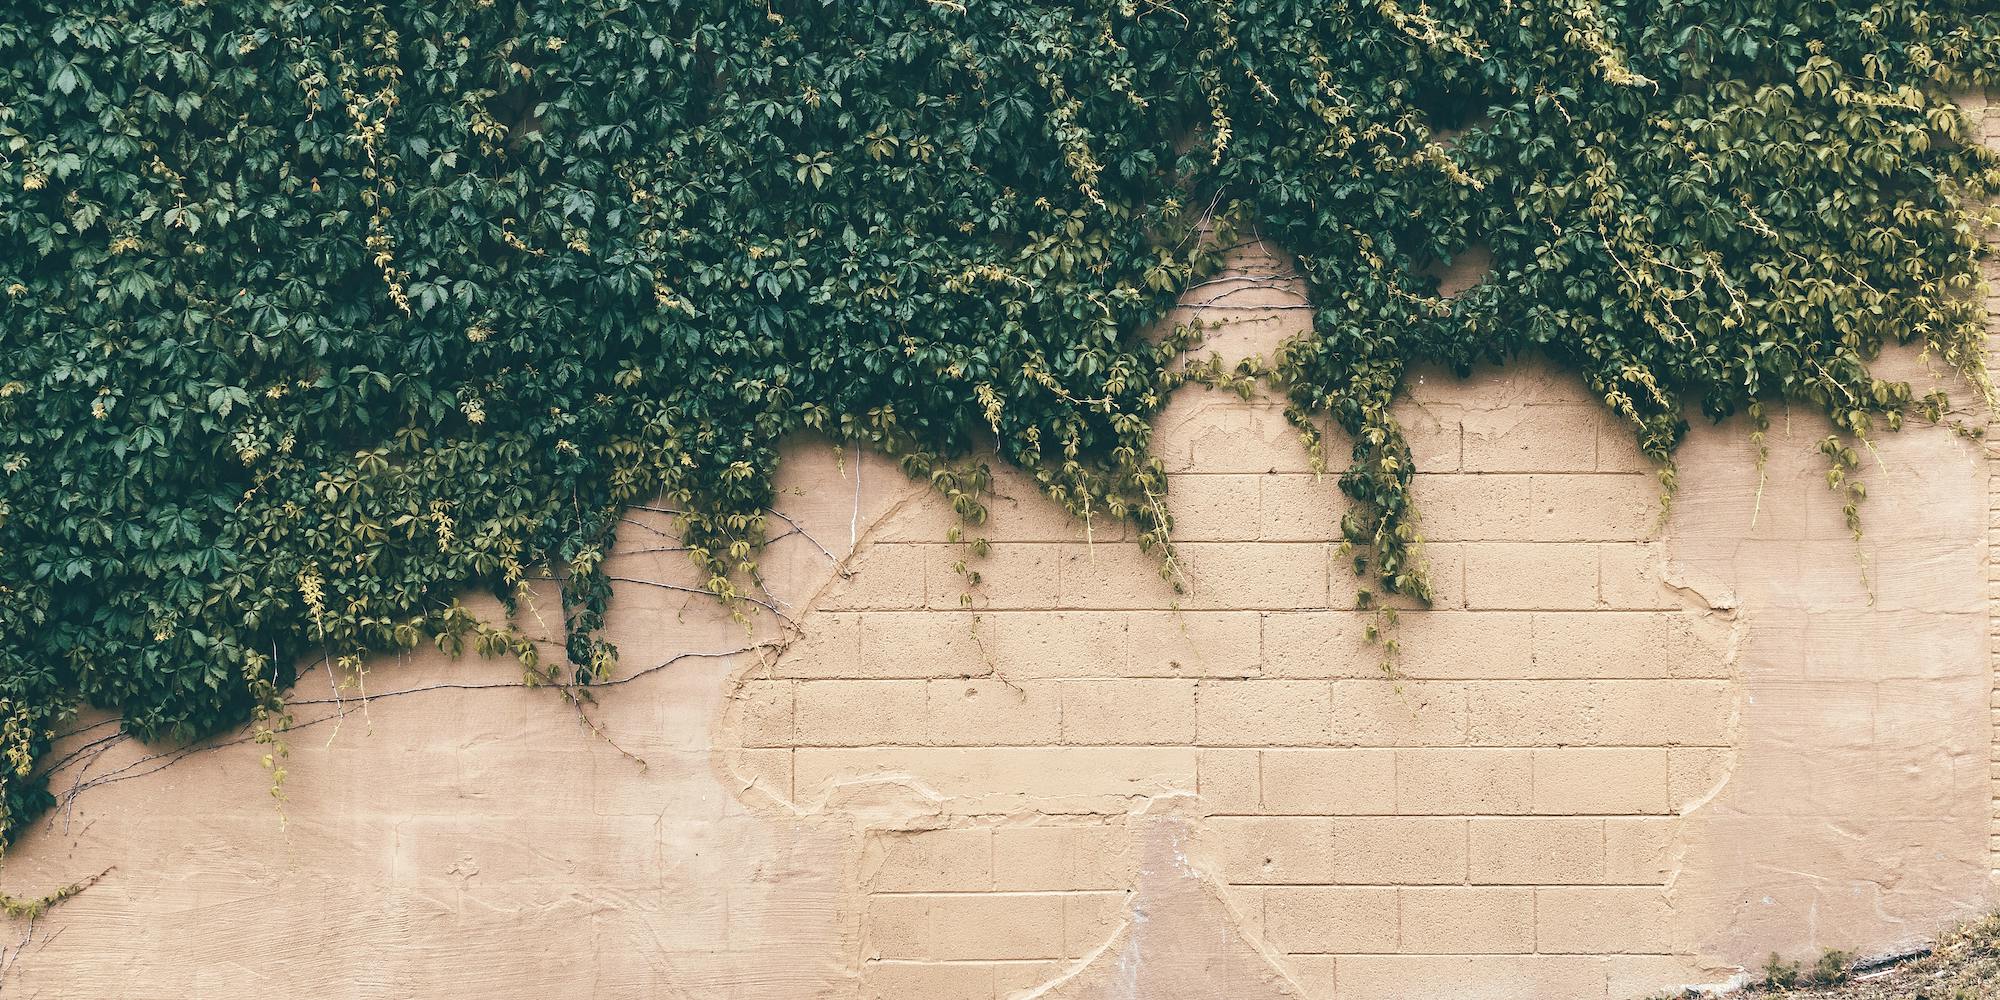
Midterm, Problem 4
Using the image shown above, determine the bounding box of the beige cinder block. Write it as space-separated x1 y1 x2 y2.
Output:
10 164 1998 1000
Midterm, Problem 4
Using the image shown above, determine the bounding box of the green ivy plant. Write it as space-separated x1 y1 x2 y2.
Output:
2 0 1996 852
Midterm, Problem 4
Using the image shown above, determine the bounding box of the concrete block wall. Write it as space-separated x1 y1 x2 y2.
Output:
722 237 1750 999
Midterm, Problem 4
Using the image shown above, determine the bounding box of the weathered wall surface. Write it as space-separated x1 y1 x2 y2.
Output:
5 102 1997 1000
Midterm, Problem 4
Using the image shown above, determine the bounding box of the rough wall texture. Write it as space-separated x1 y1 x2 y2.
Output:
3 102 1997 1000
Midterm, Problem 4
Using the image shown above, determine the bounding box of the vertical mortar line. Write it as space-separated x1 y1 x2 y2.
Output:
1660 745 1671 812
1194 733 1204 801
1526 743 1537 819
1259 883 1269 955
1389 749 1402 816
1527 610 1538 675
1393 883 1405 953
1253 747 1265 811
1459 542 1469 608
1462 817 1472 899
1531 881 1541 956
786 675 798 804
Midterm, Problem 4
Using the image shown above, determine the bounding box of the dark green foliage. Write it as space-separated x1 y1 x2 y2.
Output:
2 0 1996 852
1812 949 1856 986
1767 952 1805 989
1761 948 1856 990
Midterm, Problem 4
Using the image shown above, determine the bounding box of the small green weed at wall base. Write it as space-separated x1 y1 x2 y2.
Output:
2 0 1998 853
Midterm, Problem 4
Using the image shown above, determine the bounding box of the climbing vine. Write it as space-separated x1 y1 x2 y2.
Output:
2 0 1997 851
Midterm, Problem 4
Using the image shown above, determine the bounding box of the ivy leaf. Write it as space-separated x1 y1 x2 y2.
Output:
207 386 250 418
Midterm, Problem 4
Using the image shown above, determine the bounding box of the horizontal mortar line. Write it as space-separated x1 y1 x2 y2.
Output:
875 954 1680 967
836 608 1349 613
777 677 1736 685
869 885 1669 896
868 890 1127 898
1233 883 1670 890
783 671 1738 683
837 601 1680 611
848 607 1327 614
1203 812 1684 819
776 680 1736 688
821 607 1721 614
776 744 1736 750
874 952 1684 962
842 598 1671 610
1277 951 1681 958
868 956 1088 964
1129 471 1660 478
767 676 1734 683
